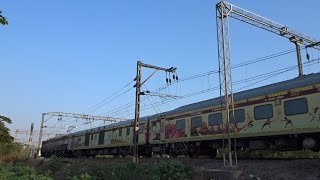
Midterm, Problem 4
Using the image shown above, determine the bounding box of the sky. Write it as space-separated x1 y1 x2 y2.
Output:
1 0 320 143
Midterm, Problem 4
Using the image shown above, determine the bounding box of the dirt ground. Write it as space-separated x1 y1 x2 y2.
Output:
25 157 320 180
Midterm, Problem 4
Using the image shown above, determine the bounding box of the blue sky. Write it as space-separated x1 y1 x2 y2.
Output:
1 0 320 142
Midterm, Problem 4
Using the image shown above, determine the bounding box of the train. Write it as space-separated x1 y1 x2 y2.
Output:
41 73 320 158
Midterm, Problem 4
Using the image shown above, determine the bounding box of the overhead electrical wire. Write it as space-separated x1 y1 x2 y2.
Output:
113 58 320 118
101 48 301 117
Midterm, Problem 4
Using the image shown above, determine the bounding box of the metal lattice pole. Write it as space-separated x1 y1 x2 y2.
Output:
216 1 236 167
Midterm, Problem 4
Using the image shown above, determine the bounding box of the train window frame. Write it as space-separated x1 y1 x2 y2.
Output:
191 116 202 128
284 98 308 116
176 119 186 130
208 113 222 126
230 109 245 123
254 104 273 120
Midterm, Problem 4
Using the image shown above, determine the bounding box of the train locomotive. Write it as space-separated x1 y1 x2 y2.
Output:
41 73 320 158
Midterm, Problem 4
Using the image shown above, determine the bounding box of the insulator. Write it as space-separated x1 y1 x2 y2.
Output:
146 90 150 93
306 48 310 60
173 74 176 80
169 79 172 84
166 78 168 84
176 75 179 81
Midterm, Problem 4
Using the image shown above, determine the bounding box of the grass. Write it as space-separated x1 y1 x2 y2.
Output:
0 163 52 180
65 159 193 180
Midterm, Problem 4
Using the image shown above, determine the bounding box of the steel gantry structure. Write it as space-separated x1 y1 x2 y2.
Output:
37 112 126 157
216 1 320 167
133 60 178 163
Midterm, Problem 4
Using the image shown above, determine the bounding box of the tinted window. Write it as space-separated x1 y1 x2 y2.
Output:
254 104 273 120
284 98 308 116
98 131 104 145
191 116 202 128
176 119 185 130
126 127 130 136
85 133 90 146
208 113 222 126
230 109 245 123
119 128 122 136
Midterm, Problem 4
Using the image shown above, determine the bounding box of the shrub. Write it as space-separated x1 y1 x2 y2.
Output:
109 162 147 180
0 163 52 180
152 160 192 180
38 155 61 175
0 143 29 163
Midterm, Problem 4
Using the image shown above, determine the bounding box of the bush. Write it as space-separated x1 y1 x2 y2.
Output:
109 162 147 180
152 160 192 180
67 173 97 180
0 143 29 163
38 155 61 175
0 163 52 180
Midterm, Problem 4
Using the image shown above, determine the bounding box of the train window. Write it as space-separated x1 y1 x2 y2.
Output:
284 98 308 116
191 116 202 128
254 104 273 120
126 127 130 136
176 119 185 130
208 113 222 126
98 131 104 145
119 128 122 137
85 134 90 146
230 109 245 123
94 134 97 140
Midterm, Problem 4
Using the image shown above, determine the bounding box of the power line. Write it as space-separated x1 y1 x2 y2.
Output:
110 58 319 118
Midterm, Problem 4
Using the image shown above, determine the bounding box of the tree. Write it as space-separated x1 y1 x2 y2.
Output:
0 115 14 143
0 11 8 25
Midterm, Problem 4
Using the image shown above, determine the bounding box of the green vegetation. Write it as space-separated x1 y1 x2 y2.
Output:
0 11 8 25
65 160 193 180
0 163 52 180
38 155 62 175
0 115 29 163
0 115 14 143
0 143 29 163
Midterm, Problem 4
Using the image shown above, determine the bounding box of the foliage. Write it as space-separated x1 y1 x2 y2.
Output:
38 155 61 175
109 161 147 180
0 115 14 143
151 160 192 180
65 160 192 180
0 11 8 25
65 161 105 179
0 143 29 163
0 163 52 180
67 173 97 180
